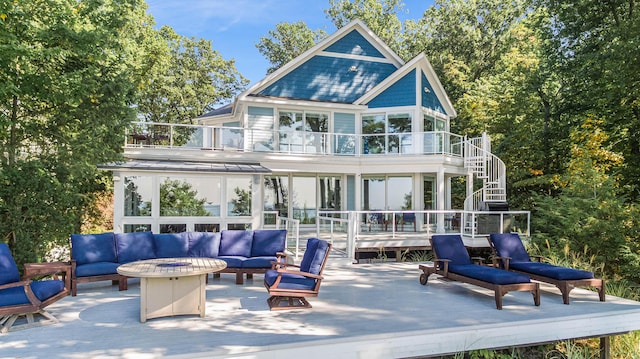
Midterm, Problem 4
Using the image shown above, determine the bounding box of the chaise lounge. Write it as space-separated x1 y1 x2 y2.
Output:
419 234 540 309
488 233 605 304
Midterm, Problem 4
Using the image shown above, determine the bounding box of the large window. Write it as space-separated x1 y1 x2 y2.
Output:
362 113 412 154
263 175 289 223
278 111 328 153
292 176 317 224
319 176 341 211
159 177 220 216
362 176 412 210
124 176 152 216
227 177 252 216
424 114 445 153
362 176 386 210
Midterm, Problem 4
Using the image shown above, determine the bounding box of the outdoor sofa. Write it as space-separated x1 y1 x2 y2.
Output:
70 229 287 295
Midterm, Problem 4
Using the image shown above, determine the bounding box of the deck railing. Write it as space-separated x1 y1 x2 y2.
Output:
126 122 465 157
316 210 530 262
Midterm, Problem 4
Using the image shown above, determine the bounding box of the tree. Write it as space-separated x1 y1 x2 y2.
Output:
325 0 405 57
159 179 209 217
0 0 156 264
230 187 251 216
137 26 248 125
255 21 328 75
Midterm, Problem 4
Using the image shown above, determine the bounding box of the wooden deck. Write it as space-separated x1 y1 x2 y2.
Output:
2 262 640 359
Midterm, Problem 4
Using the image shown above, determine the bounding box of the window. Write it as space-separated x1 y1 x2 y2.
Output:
362 113 412 154
362 176 413 211
319 176 342 211
263 175 289 224
278 111 328 153
159 177 220 217
124 176 152 216
292 176 317 224
227 177 252 216
423 114 445 153
362 176 386 210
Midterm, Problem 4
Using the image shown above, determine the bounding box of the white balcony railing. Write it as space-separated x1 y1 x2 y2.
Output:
126 122 465 157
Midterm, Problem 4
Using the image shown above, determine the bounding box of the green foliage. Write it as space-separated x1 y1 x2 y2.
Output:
231 187 251 216
256 21 327 75
159 179 209 217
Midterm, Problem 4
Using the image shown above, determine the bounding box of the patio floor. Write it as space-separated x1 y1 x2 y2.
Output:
2 262 640 359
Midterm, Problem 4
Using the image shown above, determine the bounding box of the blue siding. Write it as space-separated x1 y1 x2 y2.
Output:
258 55 397 103
248 106 273 117
422 72 446 114
347 175 355 210
368 69 417 108
324 30 385 58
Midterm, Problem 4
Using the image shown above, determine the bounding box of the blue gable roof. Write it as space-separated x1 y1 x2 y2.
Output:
324 30 385 58
422 72 445 113
368 69 417 108
257 55 397 103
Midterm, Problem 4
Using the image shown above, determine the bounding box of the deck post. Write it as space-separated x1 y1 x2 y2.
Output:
599 336 610 359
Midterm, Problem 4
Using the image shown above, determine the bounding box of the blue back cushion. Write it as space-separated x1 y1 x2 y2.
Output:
489 233 530 262
251 229 286 257
115 231 156 263
71 232 117 265
0 243 20 285
154 232 189 258
431 235 471 265
188 232 221 258
219 230 252 257
299 238 330 274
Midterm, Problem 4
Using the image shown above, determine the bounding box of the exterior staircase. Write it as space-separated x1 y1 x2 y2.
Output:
463 133 507 211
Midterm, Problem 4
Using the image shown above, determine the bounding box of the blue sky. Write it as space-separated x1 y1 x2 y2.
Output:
146 0 435 86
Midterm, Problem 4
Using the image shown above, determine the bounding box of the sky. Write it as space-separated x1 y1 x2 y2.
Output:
146 0 435 87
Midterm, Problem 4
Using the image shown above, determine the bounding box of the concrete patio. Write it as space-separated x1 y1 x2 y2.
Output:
2 261 640 359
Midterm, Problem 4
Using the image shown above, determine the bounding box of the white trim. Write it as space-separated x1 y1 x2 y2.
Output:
318 51 397 64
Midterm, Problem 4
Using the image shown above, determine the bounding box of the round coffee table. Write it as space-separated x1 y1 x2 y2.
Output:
117 257 227 322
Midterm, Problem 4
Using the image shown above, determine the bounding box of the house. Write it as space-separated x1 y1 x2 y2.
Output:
101 20 528 259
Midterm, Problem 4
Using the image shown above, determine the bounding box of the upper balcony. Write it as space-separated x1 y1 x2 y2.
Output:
125 122 465 158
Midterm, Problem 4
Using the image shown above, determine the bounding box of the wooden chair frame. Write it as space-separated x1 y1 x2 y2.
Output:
1 262 70 333
419 237 540 310
265 243 332 310
487 236 605 305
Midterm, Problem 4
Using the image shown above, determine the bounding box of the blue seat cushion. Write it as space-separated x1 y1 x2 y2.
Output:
449 264 531 285
431 235 472 265
489 233 531 262
509 261 594 280
219 230 252 257
154 232 189 258
217 256 246 268
264 270 316 290
0 280 64 307
299 238 329 274
242 256 276 268
75 262 121 277
115 231 155 264
188 232 221 258
251 229 286 257
71 232 117 265
0 243 20 285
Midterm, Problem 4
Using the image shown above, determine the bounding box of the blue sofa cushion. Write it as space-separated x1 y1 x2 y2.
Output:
0 280 65 307
242 256 276 268
219 230 252 257
71 232 117 265
115 231 155 264
449 264 531 285
188 232 221 258
154 232 189 258
217 256 246 268
431 235 472 266
0 243 20 285
299 238 329 274
251 229 286 257
75 262 122 277
509 261 594 280
264 270 316 290
489 233 531 262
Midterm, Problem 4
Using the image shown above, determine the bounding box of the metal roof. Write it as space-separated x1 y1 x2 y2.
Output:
99 160 271 173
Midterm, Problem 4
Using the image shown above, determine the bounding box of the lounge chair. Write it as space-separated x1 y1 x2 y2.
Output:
0 244 70 333
264 238 331 310
419 234 540 309
488 233 605 304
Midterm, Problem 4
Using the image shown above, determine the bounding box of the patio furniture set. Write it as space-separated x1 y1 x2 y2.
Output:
419 233 605 309
1 229 332 332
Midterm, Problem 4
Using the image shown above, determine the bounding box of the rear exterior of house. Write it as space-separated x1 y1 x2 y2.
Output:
102 20 527 256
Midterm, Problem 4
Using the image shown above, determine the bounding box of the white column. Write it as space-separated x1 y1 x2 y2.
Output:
436 167 445 232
